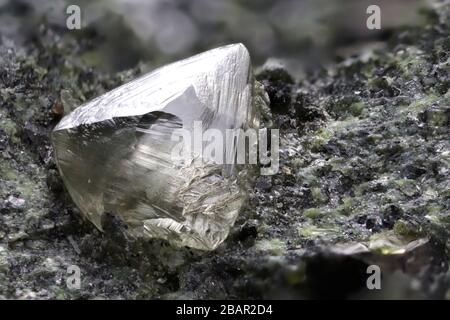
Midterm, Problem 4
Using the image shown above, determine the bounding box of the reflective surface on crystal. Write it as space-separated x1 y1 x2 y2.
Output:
52 44 259 250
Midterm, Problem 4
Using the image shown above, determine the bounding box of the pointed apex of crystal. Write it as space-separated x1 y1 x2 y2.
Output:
54 43 253 131
52 44 260 250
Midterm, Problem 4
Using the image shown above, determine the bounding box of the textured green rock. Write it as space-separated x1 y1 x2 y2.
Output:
0 4 449 299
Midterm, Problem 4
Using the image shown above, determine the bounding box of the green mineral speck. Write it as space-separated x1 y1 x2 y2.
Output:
0 245 8 273
0 116 19 144
349 102 365 117
393 220 424 240
395 179 420 197
303 208 324 219
298 224 339 238
403 94 440 116
336 197 357 216
309 128 332 149
254 239 286 255
311 187 328 204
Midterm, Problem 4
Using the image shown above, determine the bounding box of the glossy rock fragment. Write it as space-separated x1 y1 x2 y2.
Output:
52 44 260 250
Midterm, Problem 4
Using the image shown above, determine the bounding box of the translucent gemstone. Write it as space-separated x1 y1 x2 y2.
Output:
52 44 260 250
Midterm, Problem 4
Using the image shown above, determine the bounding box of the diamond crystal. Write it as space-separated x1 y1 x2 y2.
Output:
52 44 260 250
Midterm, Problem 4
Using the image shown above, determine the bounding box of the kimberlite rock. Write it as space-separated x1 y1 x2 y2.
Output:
52 44 261 250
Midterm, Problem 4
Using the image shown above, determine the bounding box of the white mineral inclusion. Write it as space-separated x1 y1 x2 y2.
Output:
52 44 261 250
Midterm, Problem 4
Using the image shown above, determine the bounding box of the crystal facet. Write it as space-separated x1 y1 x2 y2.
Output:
52 44 259 250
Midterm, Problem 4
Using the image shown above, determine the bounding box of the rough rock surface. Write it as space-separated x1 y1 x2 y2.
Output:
0 5 449 299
